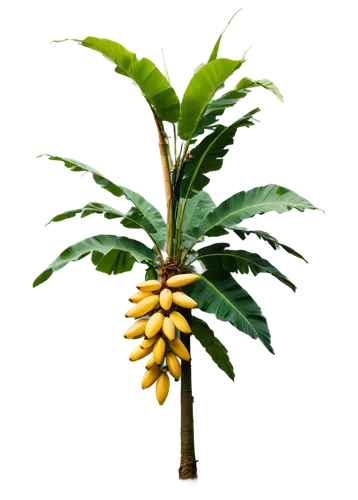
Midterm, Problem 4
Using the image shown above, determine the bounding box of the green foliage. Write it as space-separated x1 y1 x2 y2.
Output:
33 235 156 287
191 317 235 381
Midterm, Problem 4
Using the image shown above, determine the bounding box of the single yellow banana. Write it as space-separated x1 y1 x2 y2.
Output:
140 334 160 349
142 365 161 389
145 312 164 338
156 372 170 405
172 291 198 309
136 279 162 292
166 351 181 380
166 273 200 288
159 288 173 310
167 337 190 361
129 344 154 362
124 319 148 339
125 295 159 318
162 316 175 341
129 291 153 303
169 311 192 334
145 356 156 370
153 337 166 365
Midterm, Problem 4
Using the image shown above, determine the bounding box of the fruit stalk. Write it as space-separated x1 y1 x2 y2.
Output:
178 310 197 480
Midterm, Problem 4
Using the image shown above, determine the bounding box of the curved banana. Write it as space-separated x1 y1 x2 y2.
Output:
145 312 164 338
153 337 166 365
167 337 190 361
159 288 173 310
125 295 159 318
172 291 198 309
166 351 181 380
156 372 170 405
166 273 200 288
124 319 148 339
136 279 162 292
162 316 175 341
169 311 191 334
142 365 161 389
145 356 156 370
129 291 153 303
129 344 154 362
140 334 160 349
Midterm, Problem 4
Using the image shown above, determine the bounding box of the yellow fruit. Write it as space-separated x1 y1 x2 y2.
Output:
142 365 161 389
136 279 162 292
172 291 198 309
129 291 153 303
159 288 173 310
162 316 175 341
168 337 190 361
125 295 159 318
153 337 166 365
129 344 154 362
166 274 200 288
156 372 170 405
124 319 148 339
166 351 181 380
145 356 156 370
145 312 164 338
140 334 159 349
169 311 192 334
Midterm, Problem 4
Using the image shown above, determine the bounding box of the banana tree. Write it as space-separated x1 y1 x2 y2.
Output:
33 12 321 480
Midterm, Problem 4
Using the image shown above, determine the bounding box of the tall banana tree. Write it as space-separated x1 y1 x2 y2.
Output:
33 12 321 480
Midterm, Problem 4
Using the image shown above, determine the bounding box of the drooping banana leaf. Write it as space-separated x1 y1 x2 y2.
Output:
232 227 308 263
187 269 274 354
191 317 235 381
194 77 282 135
54 37 180 123
40 155 167 249
46 203 125 225
33 235 156 287
178 58 244 141
191 242 296 291
188 184 321 250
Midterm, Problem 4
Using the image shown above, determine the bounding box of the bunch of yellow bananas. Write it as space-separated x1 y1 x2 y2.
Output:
123 273 199 405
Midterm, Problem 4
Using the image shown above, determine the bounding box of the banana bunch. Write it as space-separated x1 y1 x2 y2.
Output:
123 273 199 405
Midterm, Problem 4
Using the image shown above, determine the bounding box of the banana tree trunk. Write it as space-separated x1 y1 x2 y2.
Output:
179 332 197 479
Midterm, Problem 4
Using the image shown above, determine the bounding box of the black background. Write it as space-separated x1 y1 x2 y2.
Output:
22 2 329 496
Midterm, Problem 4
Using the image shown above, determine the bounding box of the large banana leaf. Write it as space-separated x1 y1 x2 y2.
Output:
187 269 274 354
188 184 321 249
191 317 235 381
33 235 156 287
233 227 308 262
184 106 261 177
181 192 216 235
55 37 180 123
192 242 296 291
178 58 244 141
194 77 282 135
41 155 167 249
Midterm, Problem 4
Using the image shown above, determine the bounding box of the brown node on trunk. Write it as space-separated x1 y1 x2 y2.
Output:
179 456 198 480
158 254 185 283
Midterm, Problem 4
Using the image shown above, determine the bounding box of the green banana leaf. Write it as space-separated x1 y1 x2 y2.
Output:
181 192 216 235
191 317 235 381
189 184 321 248
180 172 210 199
232 227 308 263
192 242 296 291
207 9 242 63
235 77 284 103
188 269 274 354
40 155 167 249
33 235 156 287
178 58 244 141
54 37 180 123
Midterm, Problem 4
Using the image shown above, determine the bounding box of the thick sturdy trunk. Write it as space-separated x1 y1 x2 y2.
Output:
179 332 197 479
